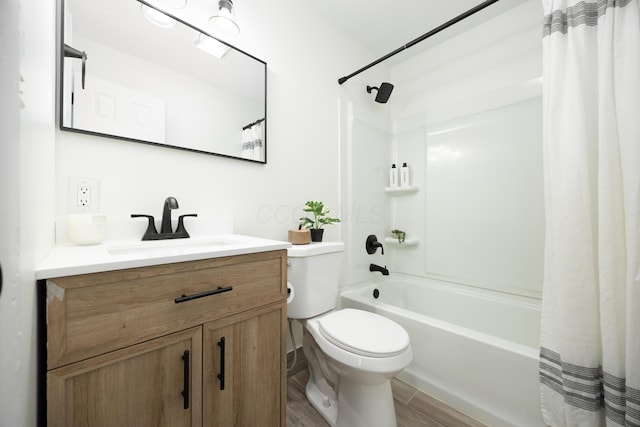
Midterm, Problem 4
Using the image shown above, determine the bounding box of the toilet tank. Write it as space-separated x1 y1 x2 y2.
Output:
287 242 345 319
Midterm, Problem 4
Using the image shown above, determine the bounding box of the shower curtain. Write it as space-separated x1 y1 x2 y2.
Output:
241 122 264 161
252 122 264 162
241 126 253 159
539 1 640 426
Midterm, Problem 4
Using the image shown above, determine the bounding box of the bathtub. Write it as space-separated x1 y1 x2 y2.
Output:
340 274 544 427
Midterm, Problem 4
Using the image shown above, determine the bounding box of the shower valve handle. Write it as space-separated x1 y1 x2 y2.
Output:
366 234 384 255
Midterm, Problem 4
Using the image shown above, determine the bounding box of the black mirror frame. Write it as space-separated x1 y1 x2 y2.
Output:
56 0 268 164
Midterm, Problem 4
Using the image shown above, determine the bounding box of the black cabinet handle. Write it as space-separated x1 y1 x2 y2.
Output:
174 286 233 303
217 337 226 391
181 350 190 409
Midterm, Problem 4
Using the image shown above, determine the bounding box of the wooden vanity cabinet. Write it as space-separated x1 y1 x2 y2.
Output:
47 327 203 426
203 305 284 426
44 250 287 427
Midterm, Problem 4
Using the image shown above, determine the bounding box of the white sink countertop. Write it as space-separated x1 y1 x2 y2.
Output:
36 234 291 279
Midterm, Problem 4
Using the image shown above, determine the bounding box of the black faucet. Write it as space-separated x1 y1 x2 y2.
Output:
369 263 389 276
366 234 384 255
131 196 197 240
161 196 179 234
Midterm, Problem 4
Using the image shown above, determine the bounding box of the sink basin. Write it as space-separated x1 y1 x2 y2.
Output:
107 236 239 257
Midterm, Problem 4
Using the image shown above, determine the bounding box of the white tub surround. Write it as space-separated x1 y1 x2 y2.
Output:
341 274 544 427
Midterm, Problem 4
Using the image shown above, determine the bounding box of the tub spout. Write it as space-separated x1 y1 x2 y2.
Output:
369 263 389 276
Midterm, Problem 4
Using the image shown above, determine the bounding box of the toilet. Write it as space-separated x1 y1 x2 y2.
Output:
287 242 412 427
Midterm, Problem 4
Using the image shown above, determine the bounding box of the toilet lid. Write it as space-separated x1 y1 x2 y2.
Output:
318 309 409 358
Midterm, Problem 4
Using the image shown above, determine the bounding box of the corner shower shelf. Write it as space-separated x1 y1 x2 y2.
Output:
384 237 419 247
384 186 419 195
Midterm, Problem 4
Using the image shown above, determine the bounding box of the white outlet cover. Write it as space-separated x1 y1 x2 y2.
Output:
68 177 100 213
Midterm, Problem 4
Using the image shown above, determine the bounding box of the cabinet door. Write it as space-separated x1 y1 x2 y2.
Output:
203 303 286 427
48 327 202 427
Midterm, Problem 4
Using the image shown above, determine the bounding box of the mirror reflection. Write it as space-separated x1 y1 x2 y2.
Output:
60 0 267 163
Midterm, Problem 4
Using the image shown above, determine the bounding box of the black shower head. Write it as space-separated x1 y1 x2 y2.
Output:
366 82 394 103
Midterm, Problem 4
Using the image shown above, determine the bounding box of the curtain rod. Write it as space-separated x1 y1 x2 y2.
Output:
242 117 265 130
337 0 501 85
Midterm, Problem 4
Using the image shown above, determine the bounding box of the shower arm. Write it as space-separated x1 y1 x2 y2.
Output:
337 0 500 85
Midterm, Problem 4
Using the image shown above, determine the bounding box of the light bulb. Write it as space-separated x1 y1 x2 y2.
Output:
209 1 239 36
141 4 177 29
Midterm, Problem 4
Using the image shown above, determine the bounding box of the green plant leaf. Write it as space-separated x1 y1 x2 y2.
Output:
299 200 341 229
391 229 406 243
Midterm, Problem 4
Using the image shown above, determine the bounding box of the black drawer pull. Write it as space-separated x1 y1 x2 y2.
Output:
181 350 190 410
174 286 233 303
217 337 226 390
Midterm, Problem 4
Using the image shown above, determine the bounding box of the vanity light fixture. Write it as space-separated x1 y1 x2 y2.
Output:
194 33 230 58
141 4 177 28
209 0 240 37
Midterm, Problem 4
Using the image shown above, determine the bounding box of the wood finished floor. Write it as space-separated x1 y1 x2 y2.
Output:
286 368 487 427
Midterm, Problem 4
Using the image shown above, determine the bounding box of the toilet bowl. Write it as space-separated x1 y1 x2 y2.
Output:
307 309 412 375
303 309 412 427
287 242 412 427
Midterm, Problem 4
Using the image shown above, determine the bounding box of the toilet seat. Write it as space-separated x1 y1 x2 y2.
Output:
318 309 410 358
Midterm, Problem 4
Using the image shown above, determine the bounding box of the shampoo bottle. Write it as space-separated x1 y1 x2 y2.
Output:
400 162 410 186
389 164 398 187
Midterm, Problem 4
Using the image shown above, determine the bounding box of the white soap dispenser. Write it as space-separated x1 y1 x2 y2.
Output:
389 164 398 187
400 162 410 186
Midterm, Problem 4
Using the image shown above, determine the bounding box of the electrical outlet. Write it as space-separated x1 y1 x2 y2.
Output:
68 177 100 213
77 186 91 207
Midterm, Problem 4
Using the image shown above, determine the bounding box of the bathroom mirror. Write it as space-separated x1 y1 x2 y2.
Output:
59 0 267 163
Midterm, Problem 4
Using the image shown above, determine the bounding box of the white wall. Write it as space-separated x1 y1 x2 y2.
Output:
0 1 24 425
55 0 386 246
0 0 57 426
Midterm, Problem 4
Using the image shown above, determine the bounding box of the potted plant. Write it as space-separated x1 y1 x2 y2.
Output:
391 229 406 244
299 200 341 242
